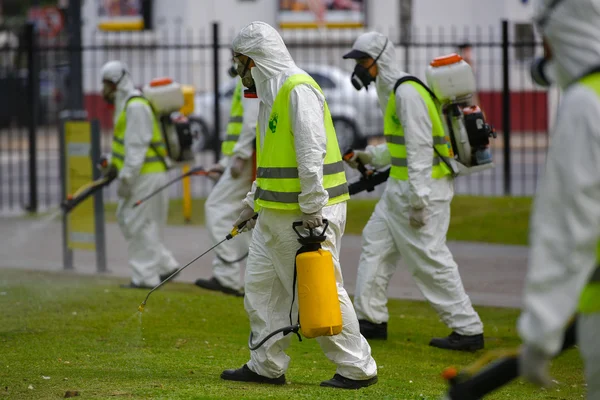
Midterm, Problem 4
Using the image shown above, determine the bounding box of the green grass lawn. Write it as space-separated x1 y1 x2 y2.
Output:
1 269 583 400
106 196 532 245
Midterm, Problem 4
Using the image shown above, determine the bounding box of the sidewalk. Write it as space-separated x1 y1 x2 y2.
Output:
0 217 528 309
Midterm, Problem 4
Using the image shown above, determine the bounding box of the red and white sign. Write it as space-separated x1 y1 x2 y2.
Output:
27 7 65 38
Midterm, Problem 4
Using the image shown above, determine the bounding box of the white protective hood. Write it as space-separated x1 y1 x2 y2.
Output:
100 60 139 122
348 31 406 110
232 21 297 106
533 0 600 88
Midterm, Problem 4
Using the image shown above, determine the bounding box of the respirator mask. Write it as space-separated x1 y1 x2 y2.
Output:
101 70 126 105
350 38 388 91
529 0 564 87
233 53 257 97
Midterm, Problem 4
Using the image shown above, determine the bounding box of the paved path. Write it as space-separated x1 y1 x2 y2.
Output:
0 216 528 309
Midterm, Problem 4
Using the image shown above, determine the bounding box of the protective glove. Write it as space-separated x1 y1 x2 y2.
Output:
229 156 246 179
117 178 132 199
207 163 225 182
302 210 323 229
97 154 111 176
234 204 256 232
519 344 553 387
344 150 372 170
409 207 427 228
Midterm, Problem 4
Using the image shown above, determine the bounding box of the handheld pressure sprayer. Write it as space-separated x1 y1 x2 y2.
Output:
137 213 258 313
439 317 577 400
61 160 118 213
133 165 207 208
248 219 343 350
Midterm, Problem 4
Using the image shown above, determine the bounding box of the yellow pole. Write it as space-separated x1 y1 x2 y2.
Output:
182 165 192 223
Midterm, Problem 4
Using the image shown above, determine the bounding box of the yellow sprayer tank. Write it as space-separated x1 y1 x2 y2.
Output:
293 220 343 339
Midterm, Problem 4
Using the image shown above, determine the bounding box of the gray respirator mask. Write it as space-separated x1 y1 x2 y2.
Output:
530 57 556 87
235 57 255 89
101 70 126 105
351 38 388 91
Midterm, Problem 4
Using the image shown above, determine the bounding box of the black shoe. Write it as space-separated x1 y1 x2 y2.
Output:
159 269 180 283
320 374 378 389
358 320 388 340
120 281 154 289
221 364 285 385
429 331 485 352
195 277 244 297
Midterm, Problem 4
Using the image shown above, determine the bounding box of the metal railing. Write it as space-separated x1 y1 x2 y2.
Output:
0 20 549 214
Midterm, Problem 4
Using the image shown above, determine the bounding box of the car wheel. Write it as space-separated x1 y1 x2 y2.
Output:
332 117 358 153
189 118 211 152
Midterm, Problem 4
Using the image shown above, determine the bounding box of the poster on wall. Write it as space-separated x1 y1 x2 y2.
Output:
279 0 366 29
97 0 145 31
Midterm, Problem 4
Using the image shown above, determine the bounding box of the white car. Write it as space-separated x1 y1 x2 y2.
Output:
190 64 384 153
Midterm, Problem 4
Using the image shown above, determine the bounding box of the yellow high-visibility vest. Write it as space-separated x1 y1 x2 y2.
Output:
111 96 167 175
254 74 349 211
384 79 453 181
221 79 244 156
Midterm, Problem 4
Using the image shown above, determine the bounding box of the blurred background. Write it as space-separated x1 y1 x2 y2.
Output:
0 0 552 215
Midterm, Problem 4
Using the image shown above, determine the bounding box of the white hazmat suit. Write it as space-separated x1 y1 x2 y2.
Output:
346 33 484 341
518 0 600 395
202 82 259 293
228 22 377 383
101 61 179 288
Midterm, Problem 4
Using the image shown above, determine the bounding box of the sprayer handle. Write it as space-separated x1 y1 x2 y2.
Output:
292 219 329 239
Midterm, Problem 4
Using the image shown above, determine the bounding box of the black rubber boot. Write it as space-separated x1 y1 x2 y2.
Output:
195 277 244 297
429 331 485 352
159 269 180 283
120 281 153 289
320 374 378 389
221 364 285 385
358 320 388 340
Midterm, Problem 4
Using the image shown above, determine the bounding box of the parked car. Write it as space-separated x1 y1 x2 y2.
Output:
190 64 384 152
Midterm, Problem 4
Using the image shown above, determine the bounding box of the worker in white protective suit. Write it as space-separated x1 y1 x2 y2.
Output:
100 60 179 289
342 33 484 351
195 71 259 297
220 21 378 389
518 0 600 396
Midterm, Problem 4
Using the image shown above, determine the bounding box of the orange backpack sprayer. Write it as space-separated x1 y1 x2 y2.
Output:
248 219 343 350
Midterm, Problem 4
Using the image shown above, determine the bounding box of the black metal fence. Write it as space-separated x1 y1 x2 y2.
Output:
0 20 550 214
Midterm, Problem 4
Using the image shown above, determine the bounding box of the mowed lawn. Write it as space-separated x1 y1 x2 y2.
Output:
106 195 533 246
0 269 584 400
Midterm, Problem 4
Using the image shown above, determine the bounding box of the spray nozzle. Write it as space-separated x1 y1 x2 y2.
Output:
227 213 259 240
292 219 329 245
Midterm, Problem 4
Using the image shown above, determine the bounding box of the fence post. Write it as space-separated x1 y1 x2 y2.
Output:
212 22 221 164
501 19 512 196
67 0 84 110
25 23 39 213
90 119 107 273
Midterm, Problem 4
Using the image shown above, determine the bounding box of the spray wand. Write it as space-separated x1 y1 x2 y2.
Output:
61 161 118 213
137 212 258 312
133 165 208 208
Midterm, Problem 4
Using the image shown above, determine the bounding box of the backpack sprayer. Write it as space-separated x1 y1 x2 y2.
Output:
248 220 343 350
439 318 577 400
138 213 258 312
425 53 497 175
143 77 196 166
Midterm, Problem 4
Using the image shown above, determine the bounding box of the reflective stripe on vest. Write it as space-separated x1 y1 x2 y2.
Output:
111 97 167 175
221 79 244 156
384 81 453 181
577 73 600 314
254 74 349 211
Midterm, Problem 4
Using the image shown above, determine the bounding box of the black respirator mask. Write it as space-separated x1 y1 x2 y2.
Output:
529 0 565 87
234 55 257 97
351 38 388 91
228 65 238 78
